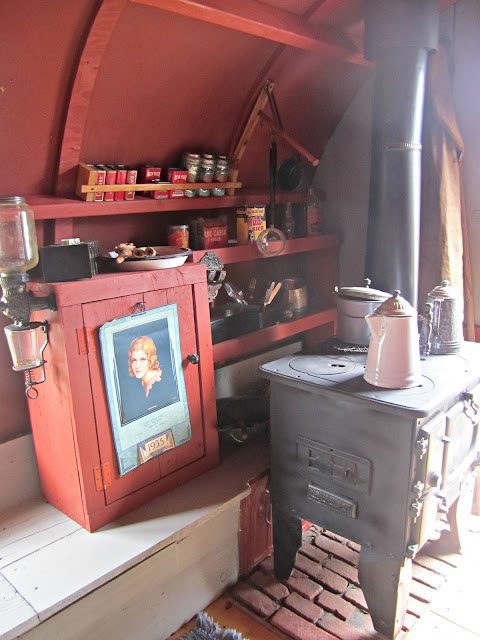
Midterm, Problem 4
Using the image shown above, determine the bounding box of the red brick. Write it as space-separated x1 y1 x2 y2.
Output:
324 558 360 586
300 542 329 564
250 570 290 601
317 590 356 621
230 582 278 618
285 591 323 623
259 555 275 574
402 612 419 632
409 579 435 603
313 535 359 566
345 609 375 635
413 553 454 576
344 587 368 612
406 595 429 618
318 613 366 640
322 530 351 545
270 607 337 640
284 568 324 600
412 563 445 589
296 555 348 593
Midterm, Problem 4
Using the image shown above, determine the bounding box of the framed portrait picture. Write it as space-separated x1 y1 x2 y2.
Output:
99 304 191 476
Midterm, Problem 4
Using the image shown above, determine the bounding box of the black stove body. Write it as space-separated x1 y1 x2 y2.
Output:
260 343 480 639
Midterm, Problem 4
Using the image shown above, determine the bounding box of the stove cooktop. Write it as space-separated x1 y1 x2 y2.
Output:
260 342 480 418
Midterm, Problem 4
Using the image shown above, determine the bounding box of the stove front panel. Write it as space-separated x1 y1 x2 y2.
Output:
269 383 417 558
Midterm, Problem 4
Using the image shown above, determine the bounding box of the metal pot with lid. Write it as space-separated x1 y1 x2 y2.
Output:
335 278 390 346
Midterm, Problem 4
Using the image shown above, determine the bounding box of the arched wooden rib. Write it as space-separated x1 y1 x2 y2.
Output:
55 0 128 196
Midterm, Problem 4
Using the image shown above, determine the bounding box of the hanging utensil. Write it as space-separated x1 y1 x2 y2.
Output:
256 90 286 257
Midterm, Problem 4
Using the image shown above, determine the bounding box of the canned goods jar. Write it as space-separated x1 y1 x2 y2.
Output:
198 156 216 196
181 152 202 184
167 225 189 249
213 155 230 196
236 206 266 245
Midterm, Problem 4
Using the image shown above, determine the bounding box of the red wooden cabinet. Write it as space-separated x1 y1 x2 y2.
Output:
28 264 218 531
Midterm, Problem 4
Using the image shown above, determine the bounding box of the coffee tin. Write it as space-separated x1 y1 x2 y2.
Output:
236 206 266 245
167 224 189 249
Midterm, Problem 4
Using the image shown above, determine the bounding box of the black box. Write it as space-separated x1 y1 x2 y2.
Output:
39 240 99 283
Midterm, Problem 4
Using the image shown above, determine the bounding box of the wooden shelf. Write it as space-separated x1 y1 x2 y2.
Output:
212 307 336 366
26 190 309 221
190 235 339 265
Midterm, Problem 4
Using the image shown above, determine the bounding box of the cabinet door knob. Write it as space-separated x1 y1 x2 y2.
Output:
187 354 199 364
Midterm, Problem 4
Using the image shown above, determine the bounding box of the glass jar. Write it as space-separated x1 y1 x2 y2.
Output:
213 155 230 196
198 156 216 196
0 197 39 275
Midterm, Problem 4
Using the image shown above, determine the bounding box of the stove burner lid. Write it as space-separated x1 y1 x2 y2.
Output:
289 354 356 377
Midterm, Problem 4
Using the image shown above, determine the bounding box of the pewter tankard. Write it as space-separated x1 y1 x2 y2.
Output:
421 280 464 355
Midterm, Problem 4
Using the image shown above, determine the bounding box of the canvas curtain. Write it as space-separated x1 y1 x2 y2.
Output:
419 41 467 324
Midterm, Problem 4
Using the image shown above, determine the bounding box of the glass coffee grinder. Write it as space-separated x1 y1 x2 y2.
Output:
0 197 56 398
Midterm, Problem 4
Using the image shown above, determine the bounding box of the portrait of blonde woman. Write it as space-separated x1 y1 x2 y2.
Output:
128 335 162 398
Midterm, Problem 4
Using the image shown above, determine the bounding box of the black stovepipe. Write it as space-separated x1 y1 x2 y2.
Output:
364 0 440 309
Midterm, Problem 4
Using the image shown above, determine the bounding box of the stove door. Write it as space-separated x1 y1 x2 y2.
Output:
441 384 480 506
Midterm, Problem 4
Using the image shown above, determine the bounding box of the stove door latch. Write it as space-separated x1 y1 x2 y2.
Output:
415 436 429 459
462 391 480 424
409 480 425 521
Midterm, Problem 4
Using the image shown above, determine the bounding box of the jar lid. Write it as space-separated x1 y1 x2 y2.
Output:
0 196 25 204
374 290 416 317
336 278 389 301
428 279 458 299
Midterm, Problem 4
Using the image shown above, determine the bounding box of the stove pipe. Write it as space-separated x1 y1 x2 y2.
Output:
364 0 440 308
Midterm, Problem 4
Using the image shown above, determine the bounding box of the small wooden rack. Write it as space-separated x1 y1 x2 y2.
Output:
75 163 241 200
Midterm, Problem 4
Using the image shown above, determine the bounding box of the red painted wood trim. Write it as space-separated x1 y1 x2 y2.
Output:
56 0 129 196
191 235 340 266
212 307 337 366
132 0 368 67
27 191 308 220
29 263 207 307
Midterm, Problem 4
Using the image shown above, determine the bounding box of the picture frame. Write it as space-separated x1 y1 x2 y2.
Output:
99 304 191 476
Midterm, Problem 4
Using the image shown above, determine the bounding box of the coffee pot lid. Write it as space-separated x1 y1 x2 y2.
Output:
336 278 390 301
428 279 458 299
374 290 417 317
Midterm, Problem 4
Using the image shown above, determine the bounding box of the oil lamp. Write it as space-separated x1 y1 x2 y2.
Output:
0 197 56 398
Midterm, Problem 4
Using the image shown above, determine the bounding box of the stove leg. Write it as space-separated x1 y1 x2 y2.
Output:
358 548 412 640
272 512 302 579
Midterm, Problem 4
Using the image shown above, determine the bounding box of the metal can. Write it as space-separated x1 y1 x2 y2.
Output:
167 224 189 249
236 206 266 245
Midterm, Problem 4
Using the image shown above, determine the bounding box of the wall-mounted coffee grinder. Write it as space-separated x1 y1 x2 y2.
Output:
0 197 56 398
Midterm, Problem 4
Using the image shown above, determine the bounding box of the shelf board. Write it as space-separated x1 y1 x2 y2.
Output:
190 235 339 265
27 190 309 221
212 307 336 366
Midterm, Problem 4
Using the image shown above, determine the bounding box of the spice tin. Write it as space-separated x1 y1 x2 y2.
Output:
167 168 188 199
94 165 106 202
125 167 138 201
148 180 169 199
167 224 189 249
236 206 266 245
103 165 117 202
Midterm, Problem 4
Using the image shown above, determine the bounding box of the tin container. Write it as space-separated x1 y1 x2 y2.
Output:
236 206 266 245
125 168 138 201
167 224 189 249
148 180 169 199
167 168 188 199
103 165 117 202
94 165 106 202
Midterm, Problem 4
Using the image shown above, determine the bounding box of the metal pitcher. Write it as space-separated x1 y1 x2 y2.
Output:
420 280 464 355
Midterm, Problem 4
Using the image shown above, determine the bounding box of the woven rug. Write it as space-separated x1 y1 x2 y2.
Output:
179 612 245 640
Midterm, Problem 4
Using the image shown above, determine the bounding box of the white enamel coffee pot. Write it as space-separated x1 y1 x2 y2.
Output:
364 290 422 389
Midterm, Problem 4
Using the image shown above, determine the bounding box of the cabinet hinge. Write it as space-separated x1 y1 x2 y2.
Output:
77 327 96 354
93 462 112 491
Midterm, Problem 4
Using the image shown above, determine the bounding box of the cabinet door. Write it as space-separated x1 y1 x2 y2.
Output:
82 284 204 504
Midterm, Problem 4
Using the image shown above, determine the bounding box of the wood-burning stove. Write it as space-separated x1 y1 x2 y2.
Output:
260 343 480 639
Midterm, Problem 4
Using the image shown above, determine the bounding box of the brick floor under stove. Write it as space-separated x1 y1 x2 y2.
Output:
228 524 467 640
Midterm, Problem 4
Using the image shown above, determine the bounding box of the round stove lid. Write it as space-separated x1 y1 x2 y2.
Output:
289 354 356 377
336 278 389 301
